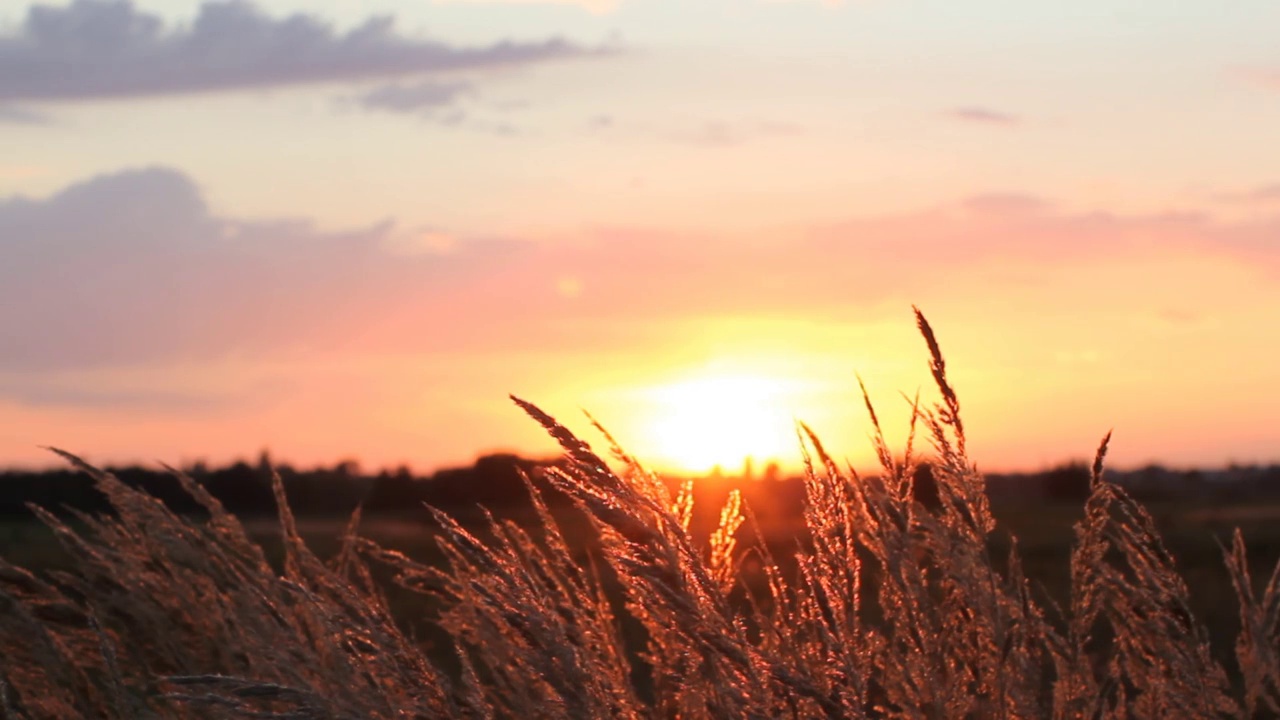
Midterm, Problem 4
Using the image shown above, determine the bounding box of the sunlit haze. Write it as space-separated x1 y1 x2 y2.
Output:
2 0 1279 474
627 372 812 474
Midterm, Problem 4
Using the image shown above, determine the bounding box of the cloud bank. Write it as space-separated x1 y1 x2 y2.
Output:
4 167 1278 376
0 167 524 370
0 0 591 102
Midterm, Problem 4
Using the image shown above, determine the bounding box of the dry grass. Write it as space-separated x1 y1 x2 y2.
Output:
2 309 1278 718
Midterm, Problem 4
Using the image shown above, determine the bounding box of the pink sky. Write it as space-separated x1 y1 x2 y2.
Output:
1 1 1278 473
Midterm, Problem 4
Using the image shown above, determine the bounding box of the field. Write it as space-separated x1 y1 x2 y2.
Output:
2 311 1279 719
5 494 1278 672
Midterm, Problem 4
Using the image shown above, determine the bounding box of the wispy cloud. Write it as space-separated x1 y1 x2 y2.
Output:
439 0 623 13
0 379 229 412
354 80 472 115
676 120 805 146
1242 68 1280 91
0 104 50 125
597 118 806 146
947 106 1020 126
961 193 1047 214
348 80 520 134
0 0 595 103
1214 183 1280 205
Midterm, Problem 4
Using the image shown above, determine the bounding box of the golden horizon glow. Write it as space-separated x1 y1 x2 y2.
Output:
630 371 807 476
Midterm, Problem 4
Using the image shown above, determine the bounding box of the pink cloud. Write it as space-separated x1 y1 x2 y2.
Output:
0 167 526 370
4 167 1278 382
946 106 1020 126
1214 183 1280 205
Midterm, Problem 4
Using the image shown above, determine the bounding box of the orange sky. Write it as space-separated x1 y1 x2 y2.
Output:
1 1 1278 474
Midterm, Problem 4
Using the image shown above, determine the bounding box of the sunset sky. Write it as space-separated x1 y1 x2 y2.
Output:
2 0 1279 474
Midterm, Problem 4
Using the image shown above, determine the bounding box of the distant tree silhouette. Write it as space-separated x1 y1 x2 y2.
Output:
202 461 274 515
6 451 1278 525
432 453 532 510
364 468 424 515
1042 460 1091 501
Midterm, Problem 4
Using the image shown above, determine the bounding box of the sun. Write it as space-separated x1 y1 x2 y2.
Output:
637 372 801 475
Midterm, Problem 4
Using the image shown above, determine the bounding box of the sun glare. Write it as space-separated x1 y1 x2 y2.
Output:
638 373 802 476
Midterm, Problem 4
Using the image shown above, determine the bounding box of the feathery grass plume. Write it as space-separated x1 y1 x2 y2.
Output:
1063 435 1237 719
1056 433 1115 717
585 410 680 519
0 557 108 718
708 489 744 594
913 305 964 457
2 449 461 719
408 472 644 720
893 311 1049 715
513 396 788 719
1222 529 1280 717
791 423 874 715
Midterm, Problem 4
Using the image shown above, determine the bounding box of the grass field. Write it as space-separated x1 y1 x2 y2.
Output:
6 493 1275 662
2 311 1279 718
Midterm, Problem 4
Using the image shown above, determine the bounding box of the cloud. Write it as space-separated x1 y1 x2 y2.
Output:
539 201 1280 330
1214 183 1280 205
649 119 806 146
355 80 471 115
438 0 622 13
0 104 50 124
0 0 594 103
0 362 296 411
347 79 519 134
675 121 739 147
6 166 1280 377
961 193 1048 214
0 379 226 412
460 205 1277 339
1244 68 1280 91
947 106 1020 126
1250 185 1280 202
0 166 525 370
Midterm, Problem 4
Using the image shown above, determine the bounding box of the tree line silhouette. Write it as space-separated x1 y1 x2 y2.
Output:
0 451 1277 522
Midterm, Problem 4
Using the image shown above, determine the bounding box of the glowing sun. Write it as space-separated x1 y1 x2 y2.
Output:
638 372 801 475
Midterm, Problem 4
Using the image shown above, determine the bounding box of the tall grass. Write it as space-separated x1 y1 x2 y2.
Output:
2 309 1278 718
